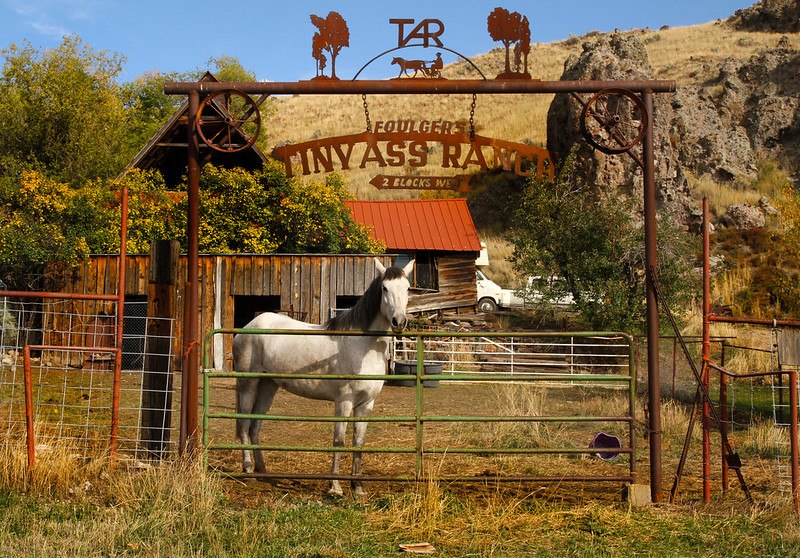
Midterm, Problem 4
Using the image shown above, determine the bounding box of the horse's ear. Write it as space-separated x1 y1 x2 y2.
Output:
374 257 387 275
402 259 415 278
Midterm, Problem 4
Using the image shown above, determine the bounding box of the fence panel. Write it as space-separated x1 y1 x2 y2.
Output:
202 329 636 486
0 297 179 463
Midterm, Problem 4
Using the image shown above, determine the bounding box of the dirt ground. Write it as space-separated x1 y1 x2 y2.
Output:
200 378 775 506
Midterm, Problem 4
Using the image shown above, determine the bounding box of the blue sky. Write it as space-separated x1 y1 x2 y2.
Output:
1 1 753 83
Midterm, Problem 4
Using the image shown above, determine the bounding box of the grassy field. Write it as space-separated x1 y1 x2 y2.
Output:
1 450 798 557
2 378 800 557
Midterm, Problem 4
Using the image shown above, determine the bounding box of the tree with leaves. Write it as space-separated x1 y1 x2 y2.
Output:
511 148 695 333
0 170 117 288
0 35 128 185
195 163 382 254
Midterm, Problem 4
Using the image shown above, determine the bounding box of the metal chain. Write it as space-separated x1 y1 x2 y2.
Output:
362 94 372 133
469 93 477 142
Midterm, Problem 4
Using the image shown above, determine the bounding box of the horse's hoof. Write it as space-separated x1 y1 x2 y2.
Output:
352 488 368 500
326 482 344 498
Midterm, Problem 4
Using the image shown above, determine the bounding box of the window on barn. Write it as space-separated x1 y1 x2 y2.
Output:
233 295 281 328
395 253 438 291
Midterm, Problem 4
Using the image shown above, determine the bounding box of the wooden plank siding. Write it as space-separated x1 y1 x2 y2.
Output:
409 254 478 314
43 252 477 369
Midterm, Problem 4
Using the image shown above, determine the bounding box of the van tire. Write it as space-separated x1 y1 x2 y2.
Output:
478 297 498 313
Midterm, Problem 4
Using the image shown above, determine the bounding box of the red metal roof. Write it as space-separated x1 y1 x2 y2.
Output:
344 198 482 252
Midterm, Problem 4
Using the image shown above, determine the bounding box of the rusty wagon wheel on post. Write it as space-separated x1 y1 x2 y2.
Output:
580 88 647 155
197 89 261 152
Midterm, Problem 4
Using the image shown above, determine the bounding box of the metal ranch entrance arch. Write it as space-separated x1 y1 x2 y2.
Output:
165 74 675 503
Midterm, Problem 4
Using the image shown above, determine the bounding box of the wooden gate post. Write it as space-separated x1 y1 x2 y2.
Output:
141 239 179 458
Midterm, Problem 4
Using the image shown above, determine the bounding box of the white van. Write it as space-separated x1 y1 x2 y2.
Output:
476 268 525 312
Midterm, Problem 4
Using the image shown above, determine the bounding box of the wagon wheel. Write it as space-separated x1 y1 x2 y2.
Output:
580 88 647 155
197 90 261 152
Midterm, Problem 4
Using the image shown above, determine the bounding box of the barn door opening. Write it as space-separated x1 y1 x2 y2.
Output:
122 295 148 370
233 295 281 328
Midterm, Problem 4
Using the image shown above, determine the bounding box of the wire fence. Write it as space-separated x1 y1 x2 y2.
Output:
0 297 179 464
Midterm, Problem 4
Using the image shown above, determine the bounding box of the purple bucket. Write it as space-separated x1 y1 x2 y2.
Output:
589 432 621 461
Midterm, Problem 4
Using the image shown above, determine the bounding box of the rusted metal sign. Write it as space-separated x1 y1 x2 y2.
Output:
370 174 470 191
272 126 554 185
284 9 548 190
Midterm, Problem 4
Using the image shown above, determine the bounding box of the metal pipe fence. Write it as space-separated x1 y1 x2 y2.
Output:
202 329 636 486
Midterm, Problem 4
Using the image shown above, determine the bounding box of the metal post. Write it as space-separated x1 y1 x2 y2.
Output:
180 91 201 454
643 90 662 503
111 185 128 464
415 334 424 478
790 369 799 514
702 197 712 502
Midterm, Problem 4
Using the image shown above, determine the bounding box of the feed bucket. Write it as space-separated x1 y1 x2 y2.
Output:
589 432 621 460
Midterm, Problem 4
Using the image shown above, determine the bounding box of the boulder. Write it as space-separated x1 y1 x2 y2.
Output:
719 204 766 229
547 33 696 226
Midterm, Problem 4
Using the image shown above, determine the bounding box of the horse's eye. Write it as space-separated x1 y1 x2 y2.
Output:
382 285 388 292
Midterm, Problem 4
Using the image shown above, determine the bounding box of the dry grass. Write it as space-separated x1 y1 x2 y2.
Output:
689 173 765 218
689 159 794 218
646 22 800 83
0 428 110 497
682 309 775 375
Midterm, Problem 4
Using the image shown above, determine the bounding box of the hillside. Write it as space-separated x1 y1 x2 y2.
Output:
266 16 800 201
265 3 800 314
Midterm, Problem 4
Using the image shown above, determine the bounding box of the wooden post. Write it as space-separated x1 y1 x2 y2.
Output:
142 240 179 458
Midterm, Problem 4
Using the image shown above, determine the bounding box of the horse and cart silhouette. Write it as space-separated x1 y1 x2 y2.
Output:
391 53 444 78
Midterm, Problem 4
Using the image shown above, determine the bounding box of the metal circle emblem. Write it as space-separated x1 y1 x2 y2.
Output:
580 88 648 155
197 90 261 153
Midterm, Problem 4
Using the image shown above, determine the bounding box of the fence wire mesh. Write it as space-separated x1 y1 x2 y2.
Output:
0 297 179 464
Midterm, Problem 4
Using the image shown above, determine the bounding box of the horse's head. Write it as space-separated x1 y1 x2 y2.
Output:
374 257 414 333
391 57 401 65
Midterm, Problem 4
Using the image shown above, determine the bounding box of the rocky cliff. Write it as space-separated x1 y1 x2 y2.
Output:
546 2 800 230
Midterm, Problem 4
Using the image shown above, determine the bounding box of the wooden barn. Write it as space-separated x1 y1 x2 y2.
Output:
344 198 482 313
44 251 394 370
42 195 483 370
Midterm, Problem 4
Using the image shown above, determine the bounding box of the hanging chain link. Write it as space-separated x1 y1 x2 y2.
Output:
468 93 477 142
362 94 372 133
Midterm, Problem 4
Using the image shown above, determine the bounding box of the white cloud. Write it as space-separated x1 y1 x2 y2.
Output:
4 0 108 39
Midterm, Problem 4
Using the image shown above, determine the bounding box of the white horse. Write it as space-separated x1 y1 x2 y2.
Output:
232 258 414 497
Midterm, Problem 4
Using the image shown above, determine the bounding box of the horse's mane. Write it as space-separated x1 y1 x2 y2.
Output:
324 266 405 331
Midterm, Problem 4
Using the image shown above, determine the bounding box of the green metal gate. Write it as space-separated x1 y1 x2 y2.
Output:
202 329 636 485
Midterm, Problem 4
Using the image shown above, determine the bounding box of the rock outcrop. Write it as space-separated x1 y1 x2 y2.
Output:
547 24 800 230
546 33 696 225
730 0 800 33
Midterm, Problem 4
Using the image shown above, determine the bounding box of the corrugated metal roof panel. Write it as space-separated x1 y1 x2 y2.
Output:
345 199 482 253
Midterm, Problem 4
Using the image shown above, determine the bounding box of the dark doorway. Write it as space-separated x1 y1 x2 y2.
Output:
234 295 281 328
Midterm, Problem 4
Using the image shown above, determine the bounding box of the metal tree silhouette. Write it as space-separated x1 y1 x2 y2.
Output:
487 7 529 78
310 12 349 80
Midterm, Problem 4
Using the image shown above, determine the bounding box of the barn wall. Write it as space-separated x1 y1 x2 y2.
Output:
409 254 478 314
43 251 477 368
